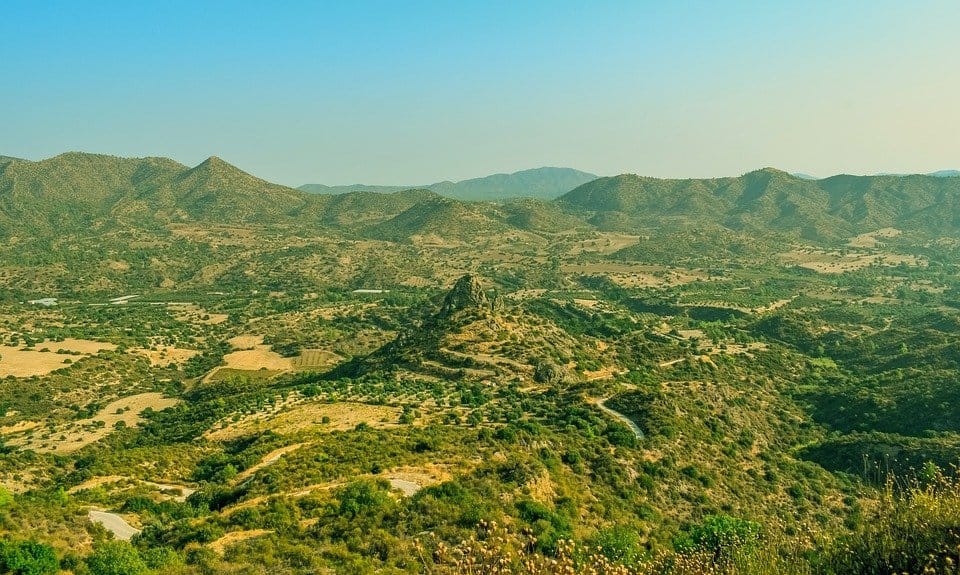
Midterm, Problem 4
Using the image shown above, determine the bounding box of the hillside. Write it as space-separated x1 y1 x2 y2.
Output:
559 168 960 240
300 166 598 201
4 153 960 574
0 153 320 236
362 196 517 243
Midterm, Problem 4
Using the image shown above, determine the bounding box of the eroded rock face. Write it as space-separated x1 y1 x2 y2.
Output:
439 274 488 317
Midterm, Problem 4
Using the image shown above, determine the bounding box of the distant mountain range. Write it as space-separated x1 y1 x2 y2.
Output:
793 170 959 180
559 167 960 241
4 153 960 244
299 167 599 201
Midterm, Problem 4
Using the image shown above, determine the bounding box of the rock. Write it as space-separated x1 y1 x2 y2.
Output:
439 274 488 316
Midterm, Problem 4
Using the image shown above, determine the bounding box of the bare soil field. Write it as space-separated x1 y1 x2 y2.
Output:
0 338 116 377
168 303 228 325
132 345 199 367
7 393 179 454
561 262 709 287
292 349 342 370
781 248 923 273
205 401 402 440
566 233 642 256
847 227 902 248
202 335 294 382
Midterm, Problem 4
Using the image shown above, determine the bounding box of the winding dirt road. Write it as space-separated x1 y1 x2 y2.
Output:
89 510 140 541
595 398 644 439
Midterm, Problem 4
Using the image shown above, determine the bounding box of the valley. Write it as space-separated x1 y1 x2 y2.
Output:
1 154 959 574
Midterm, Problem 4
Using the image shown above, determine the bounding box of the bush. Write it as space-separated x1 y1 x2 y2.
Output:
86 541 148 575
0 540 58 575
675 514 762 560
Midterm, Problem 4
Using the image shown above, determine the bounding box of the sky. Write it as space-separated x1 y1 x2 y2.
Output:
1 1 959 186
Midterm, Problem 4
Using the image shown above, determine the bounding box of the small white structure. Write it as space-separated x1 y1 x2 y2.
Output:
109 295 140 305
352 289 390 294
27 298 58 306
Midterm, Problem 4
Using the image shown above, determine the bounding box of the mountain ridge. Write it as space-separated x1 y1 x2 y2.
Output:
300 166 599 201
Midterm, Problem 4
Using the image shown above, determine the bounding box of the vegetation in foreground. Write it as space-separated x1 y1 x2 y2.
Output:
2 153 960 573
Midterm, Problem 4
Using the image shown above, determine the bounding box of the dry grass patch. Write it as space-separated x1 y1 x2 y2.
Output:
8 393 179 454
566 233 642 256
228 334 264 350
562 262 709 288
168 303 228 325
132 345 199 367
292 349 342 370
781 247 923 273
0 338 116 377
847 227 902 248
234 443 307 482
208 530 273 555
203 335 293 382
221 348 292 371
205 401 402 440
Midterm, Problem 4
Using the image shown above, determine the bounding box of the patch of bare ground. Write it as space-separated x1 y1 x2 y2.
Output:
0 338 116 377
69 476 197 502
0 420 40 434
847 227 902 248
566 233 641 256
234 443 307 482
400 275 433 288
8 393 179 454
561 262 709 287
780 247 923 273
203 335 293 382
167 302 229 325
132 345 199 367
506 288 547 301
208 530 273 554
292 349 342 370
205 401 403 441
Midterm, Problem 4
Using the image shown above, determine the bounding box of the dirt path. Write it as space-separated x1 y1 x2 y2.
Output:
89 510 140 541
234 443 306 483
595 398 644 439
388 478 422 496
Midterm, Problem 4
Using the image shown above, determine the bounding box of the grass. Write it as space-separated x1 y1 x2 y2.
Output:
424 473 960 575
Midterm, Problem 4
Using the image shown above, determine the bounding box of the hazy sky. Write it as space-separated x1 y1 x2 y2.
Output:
2 1 958 186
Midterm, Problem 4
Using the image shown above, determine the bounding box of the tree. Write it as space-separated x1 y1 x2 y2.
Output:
0 540 59 575
675 514 761 561
86 541 148 575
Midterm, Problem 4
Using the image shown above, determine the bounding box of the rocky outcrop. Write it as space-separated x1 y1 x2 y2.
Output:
439 274 489 317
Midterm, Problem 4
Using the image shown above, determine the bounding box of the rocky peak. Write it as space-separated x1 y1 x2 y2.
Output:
439 274 488 316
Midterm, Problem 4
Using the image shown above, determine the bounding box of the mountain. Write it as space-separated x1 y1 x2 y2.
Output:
559 168 960 240
299 167 598 201
313 188 440 230
0 152 320 235
158 156 312 223
299 183 408 195
930 170 960 178
362 196 515 243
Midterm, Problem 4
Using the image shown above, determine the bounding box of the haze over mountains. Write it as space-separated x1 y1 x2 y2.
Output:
3 152 960 244
299 166 599 201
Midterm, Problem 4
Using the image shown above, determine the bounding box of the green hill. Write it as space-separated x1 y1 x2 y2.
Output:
559 168 960 240
300 167 598 201
362 196 515 242
0 153 322 236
